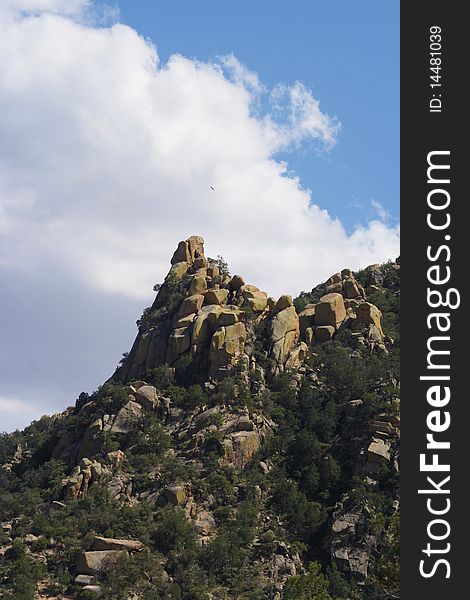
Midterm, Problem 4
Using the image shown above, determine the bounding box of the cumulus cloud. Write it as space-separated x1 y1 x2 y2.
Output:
0 2 399 429
0 3 398 299
269 81 340 150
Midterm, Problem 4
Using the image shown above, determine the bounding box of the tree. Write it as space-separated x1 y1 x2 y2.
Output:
153 507 197 556
284 562 333 600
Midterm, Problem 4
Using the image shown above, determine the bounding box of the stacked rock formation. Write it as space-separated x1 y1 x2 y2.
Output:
298 268 388 351
115 236 308 381
115 236 389 384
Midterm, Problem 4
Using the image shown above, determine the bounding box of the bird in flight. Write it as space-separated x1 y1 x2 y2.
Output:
210 186 215 190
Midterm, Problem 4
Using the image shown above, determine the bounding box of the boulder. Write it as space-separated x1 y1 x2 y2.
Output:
365 265 384 287
164 485 187 506
78 418 103 459
332 547 370 580
90 462 102 480
105 475 131 501
75 575 95 585
329 504 376 581
77 550 126 575
368 324 384 344
204 288 229 305
207 263 220 278
305 326 315 347
367 438 391 463
191 305 240 349
186 235 205 263
276 295 293 311
217 308 241 326
237 284 260 300
134 385 158 411
192 306 220 345
91 536 144 553
171 241 191 265
111 401 143 434
298 305 316 336
177 294 205 318
24 533 39 544
325 272 342 286
354 302 383 335
344 278 361 299
60 458 103 504
228 275 245 291
193 256 208 269
314 325 335 343
268 306 300 365
244 291 268 312
189 273 207 295
314 293 346 328
269 306 299 342
325 282 343 294
107 450 125 464
344 399 363 418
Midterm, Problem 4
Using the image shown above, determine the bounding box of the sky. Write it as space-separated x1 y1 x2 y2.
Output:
0 0 400 432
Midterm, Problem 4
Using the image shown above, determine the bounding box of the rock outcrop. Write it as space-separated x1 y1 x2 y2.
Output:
114 236 311 382
114 237 390 387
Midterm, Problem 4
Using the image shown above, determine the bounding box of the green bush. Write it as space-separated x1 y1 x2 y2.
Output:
284 562 333 599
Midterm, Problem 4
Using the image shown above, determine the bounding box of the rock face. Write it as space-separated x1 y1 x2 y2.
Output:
328 502 378 581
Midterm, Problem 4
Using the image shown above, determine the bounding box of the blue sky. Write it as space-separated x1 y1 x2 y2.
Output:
109 0 400 230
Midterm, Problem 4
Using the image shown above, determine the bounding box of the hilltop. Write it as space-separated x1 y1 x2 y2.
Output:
0 236 400 600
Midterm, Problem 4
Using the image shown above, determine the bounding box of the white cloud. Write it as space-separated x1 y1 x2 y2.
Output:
371 198 392 222
219 54 263 95
0 0 90 18
269 81 340 150
0 4 398 303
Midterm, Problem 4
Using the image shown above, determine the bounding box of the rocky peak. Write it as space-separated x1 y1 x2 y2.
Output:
114 236 393 386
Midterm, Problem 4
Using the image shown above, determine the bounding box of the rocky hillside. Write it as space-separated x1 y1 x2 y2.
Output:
0 236 400 600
